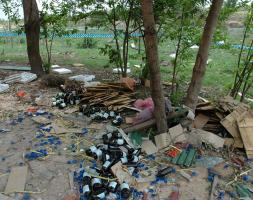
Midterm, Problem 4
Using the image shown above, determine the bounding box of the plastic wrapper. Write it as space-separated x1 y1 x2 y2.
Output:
134 97 154 110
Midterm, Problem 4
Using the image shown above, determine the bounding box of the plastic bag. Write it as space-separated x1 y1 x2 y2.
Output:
133 107 154 125
134 97 154 110
0 84 9 93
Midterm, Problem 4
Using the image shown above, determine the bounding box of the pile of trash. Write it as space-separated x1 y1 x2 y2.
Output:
74 127 140 199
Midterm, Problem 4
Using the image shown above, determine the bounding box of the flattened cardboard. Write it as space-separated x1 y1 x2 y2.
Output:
168 124 186 143
5 166 28 194
141 140 158 155
111 162 135 185
155 133 169 150
193 114 209 129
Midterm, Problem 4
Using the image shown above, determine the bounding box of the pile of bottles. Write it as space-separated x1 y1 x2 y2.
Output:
75 166 131 200
80 106 123 126
52 92 80 109
75 129 141 199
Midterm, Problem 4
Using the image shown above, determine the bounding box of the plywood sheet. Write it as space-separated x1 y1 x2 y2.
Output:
238 117 253 157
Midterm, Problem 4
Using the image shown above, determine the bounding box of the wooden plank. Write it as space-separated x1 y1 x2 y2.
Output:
238 117 253 156
123 110 188 133
5 166 28 194
221 105 249 138
193 114 210 129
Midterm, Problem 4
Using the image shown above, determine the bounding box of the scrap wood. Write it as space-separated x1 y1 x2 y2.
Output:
221 104 249 138
123 110 188 133
4 166 28 194
237 110 253 158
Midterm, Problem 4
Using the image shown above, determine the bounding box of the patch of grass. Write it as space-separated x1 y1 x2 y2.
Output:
0 27 247 97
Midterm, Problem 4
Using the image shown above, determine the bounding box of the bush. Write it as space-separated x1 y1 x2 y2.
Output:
77 38 97 49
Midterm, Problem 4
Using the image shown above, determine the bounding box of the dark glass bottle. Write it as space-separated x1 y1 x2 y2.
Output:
120 182 131 199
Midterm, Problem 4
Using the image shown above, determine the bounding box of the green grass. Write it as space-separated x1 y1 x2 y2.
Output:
0 27 250 97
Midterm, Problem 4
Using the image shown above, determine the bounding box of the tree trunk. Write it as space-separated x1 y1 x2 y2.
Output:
184 0 223 111
141 0 167 133
22 0 44 76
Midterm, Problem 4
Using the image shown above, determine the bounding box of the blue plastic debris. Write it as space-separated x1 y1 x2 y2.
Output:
25 149 48 160
22 193 31 200
67 160 78 164
242 175 250 182
217 191 225 200
81 128 88 135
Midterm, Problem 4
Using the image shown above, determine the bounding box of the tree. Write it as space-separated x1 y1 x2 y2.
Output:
141 0 167 133
22 0 44 76
230 2 253 101
40 1 74 73
184 0 224 111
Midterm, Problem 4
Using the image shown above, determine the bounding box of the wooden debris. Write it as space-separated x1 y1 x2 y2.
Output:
221 104 249 138
5 166 28 194
80 83 135 110
237 111 253 158
123 110 188 133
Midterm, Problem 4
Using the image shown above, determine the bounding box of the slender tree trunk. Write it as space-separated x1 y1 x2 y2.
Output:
22 0 44 76
184 0 223 111
141 0 167 133
171 10 184 95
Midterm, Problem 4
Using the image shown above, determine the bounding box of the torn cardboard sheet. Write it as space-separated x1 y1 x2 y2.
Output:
31 116 51 125
193 114 209 129
5 166 28 194
141 140 158 155
111 162 135 185
155 132 169 150
168 124 186 143
194 129 225 149
44 123 83 135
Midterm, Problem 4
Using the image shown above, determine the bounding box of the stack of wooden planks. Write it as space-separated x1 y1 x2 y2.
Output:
79 82 135 110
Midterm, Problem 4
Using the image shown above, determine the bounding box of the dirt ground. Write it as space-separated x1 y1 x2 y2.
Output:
0 67 252 200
